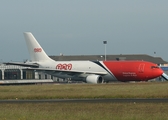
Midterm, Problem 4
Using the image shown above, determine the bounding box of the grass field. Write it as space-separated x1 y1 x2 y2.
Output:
0 102 168 120
0 82 168 99
0 82 168 120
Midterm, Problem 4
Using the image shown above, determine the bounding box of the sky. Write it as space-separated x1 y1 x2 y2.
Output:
0 0 168 62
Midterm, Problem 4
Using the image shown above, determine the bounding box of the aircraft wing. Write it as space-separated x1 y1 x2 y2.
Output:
23 67 108 75
4 62 107 75
4 62 39 68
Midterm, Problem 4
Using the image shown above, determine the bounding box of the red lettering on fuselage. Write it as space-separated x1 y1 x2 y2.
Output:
56 63 72 70
34 48 42 52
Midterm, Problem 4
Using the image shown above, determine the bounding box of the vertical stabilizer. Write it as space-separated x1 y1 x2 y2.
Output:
24 32 51 61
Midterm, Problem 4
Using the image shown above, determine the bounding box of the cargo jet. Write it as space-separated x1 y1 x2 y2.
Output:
6 32 163 83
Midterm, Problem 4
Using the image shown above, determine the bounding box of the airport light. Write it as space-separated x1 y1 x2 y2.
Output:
103 41 107 61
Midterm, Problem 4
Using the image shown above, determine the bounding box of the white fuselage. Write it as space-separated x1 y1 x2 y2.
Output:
36 60 117 81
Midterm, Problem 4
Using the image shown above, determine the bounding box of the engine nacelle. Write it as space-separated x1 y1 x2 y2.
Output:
86 74 103 84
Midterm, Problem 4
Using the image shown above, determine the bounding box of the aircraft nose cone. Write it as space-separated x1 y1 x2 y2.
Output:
156 68 164 77
159 68 163 75
148 67 163 80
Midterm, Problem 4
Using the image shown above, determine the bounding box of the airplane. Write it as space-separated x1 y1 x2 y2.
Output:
5 32 163 83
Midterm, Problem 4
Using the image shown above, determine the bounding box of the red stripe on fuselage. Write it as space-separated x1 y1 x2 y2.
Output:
103 61 163 81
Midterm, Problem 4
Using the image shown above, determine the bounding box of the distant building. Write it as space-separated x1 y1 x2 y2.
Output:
50 54 168 65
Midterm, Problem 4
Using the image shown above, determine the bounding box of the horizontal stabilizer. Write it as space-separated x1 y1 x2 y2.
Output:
4 62 39 68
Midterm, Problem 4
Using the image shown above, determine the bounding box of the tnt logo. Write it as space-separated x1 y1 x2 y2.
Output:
34 48 42 52
56 63 72 70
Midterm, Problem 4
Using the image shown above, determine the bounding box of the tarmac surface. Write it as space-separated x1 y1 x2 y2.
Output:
0 98 168 103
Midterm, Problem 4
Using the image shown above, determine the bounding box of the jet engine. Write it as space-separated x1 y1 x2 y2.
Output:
86 74 103 84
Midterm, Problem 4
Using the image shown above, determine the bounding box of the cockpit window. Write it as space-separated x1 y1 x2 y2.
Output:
151 66 159 69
